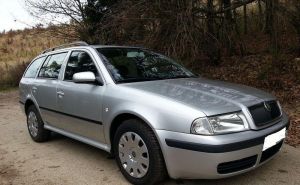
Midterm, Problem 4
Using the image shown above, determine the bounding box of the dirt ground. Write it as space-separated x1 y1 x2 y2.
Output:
0 90 300 185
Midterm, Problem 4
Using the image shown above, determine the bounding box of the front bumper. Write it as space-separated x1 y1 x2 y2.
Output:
156 113 290 179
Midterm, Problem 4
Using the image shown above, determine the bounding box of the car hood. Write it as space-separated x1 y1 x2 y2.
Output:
121 78 276 116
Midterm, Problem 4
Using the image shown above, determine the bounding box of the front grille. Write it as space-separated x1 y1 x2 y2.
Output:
260 140 283 163
217 155 258 174
249 101 281 127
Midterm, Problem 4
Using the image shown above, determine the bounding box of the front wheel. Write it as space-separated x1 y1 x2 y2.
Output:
113 119 167 185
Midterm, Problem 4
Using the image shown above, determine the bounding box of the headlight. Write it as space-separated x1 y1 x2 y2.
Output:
191 112 249 135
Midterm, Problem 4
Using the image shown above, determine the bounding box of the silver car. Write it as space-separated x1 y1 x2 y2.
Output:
19 42 290 184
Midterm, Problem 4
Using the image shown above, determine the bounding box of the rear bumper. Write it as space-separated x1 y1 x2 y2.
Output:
156 113 289 179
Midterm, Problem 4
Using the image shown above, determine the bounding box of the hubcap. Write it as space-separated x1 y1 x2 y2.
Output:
27 111 38 137
118 132 149 178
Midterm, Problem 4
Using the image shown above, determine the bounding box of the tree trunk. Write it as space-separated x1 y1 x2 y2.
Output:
207 0 214 35
223 0 233 23
296 28 300 56
263 0 279 58
234 8 245 56
265 0 273 34
243 4 248 34
258 0 263 30
271 0 279 56
296 4 300 56
233 7 240 35
222 0 235 55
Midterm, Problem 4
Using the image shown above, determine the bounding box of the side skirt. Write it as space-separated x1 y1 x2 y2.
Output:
44 124 111 153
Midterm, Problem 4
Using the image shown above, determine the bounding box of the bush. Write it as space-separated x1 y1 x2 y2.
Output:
0 61 29 90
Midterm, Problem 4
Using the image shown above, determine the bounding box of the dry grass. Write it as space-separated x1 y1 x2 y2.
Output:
0 28 63 89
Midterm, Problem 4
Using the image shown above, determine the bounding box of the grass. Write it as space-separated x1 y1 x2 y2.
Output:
0 28 63 89
0 87 19 93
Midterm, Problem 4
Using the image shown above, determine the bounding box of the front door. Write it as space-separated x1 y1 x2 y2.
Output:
56 50 105 143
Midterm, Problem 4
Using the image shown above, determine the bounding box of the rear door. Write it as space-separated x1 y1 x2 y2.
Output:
19 56 47 105
56 50 105 143
33 52 69 125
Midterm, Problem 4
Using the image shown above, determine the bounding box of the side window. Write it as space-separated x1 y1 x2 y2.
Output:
38 52 68 79
64 51 99 81
24 56 46 78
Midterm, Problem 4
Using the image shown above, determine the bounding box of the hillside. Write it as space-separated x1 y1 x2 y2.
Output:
0 28 63 88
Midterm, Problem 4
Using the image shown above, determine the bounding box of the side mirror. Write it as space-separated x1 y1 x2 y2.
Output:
73 72 96 83
73 72 104 85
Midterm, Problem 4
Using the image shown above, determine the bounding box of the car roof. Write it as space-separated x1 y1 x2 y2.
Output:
92 45 143 49
37 45 145 58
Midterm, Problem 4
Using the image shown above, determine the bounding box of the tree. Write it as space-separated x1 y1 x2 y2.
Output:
81 0 118 43
25 0 300 63
26 0 117 43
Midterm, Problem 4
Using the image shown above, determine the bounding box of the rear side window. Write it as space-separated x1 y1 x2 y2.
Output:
38 52 68 79
64 51 99 81
24 57 46 78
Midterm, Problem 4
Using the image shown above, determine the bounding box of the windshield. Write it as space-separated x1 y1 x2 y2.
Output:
96 47 196 83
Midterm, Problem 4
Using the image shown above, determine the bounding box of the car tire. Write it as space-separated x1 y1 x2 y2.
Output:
26 105 50 142
113 119 167 185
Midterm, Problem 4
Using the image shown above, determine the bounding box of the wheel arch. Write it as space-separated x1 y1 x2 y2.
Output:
109 113 150 150
24 97 40 115
25 99 35 114
108 111 169 179
109 112 156 154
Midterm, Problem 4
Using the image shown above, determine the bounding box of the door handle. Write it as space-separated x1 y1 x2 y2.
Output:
32 86 37 93
57 91 65 97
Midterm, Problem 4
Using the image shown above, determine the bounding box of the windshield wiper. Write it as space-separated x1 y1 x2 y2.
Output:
166 75 196 79
116 77 163 83
117 75 197 83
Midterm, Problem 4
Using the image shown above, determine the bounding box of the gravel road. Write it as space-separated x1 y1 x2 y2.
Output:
1 90 300 185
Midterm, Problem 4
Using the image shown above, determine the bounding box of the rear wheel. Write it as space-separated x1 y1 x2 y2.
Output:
113 119 167 185
26 105 50 142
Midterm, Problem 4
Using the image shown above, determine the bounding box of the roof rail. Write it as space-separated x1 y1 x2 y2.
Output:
41 41 89 54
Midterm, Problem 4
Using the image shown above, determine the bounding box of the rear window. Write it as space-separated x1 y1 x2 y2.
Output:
24 56 46 78
38 52 68 79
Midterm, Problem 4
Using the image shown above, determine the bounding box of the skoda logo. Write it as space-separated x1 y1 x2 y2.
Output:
264 102 272 112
